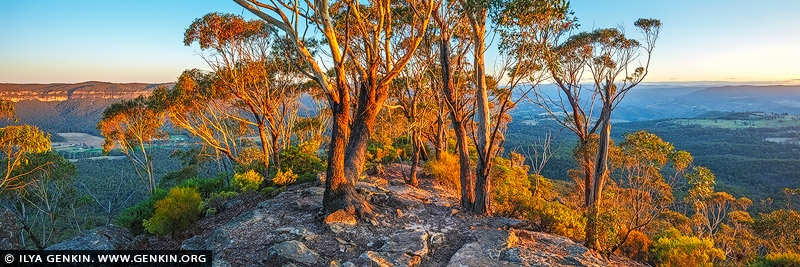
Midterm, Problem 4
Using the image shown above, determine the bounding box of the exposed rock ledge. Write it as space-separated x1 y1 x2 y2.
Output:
48 164 646 267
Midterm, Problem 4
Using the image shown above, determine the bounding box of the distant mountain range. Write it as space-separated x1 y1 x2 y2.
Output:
0 82 169 134
514 84 800 122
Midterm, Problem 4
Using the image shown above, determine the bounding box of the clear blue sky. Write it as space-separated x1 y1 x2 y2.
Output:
1 0 798 84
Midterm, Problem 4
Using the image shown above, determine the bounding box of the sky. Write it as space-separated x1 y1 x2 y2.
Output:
0 0 798 84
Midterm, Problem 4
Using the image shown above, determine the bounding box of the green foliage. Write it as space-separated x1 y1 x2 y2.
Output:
200 191 239 214
424 152 461 193
279 143 325 183
272 169 298 186
158 165 199 189
650 228 725 267
753 209 800 253
178 175 228 198
492 157 534 217
526 198 586 240
750 253 800 267
143 187 202 236
232 170 263 192
117 189 168 235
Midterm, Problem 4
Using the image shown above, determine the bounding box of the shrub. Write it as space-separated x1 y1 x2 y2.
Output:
618 230 652 261
158 165 198 188
279 144 324 183
232 170 263 192
272 169 298 186
527 198 586 240
424 152 460 192
200 191 239 214
117 189 168 235
491 157 533 217
179 175 228 197
143 187 202 236
753 209 800 253
750 253 800 267
650 228 725 267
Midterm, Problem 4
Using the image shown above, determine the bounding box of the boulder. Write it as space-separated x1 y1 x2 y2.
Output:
268 240 320 265
379 230 429 257
46 225 133 250
359 251 420 267
446 229 521 267
224 199 243 210
324 210 357 234
0 209 20 249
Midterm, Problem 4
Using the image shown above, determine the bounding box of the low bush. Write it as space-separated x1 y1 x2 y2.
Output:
143 187 202 236
424 152 460 193
200 191 239 214
618 230 652 261
232 170 263 192
179 174 228 197
650 228 725 267
272 169 298 186
750 253 800 267
527 198 586 240
116 189 168 235
280 143 325 183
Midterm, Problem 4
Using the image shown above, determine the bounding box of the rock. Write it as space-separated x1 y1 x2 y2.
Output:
379 230 429 257
295 198 322 211
301 187 324 197
181 235 206 250
360 251 420 267
366 164 386 175
46 225 133 250
500 247 525 263
268 240 320 265
430 232 446 246
0 209 20 249
446 229 521 267
212 259 232 267
387 194 424 210
127 235 159 250
329 260 357 267
224 199 243 210
324 209 357 234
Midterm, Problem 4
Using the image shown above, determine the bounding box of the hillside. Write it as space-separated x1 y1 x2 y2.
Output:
0 82 169 134
45 164 644 267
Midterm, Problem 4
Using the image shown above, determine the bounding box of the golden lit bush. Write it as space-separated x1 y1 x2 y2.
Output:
650 228 725 267
424 152 460 192
527 198 586 240
751 253 800 267
618 230 652 261
232 170 263 192
272 168 298 186
143 187 202 236
491 157 534 217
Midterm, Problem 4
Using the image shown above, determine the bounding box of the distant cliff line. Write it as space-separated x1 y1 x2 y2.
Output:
0 81 173 102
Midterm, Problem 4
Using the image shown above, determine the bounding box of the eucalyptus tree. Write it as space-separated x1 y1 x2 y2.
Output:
583 19 661 249
233 0 434 217
98 96 166 196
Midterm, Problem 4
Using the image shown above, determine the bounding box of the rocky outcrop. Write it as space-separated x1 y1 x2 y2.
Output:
46 225 133 250
268 240 320 265
324 209 357 234
0 209 20 249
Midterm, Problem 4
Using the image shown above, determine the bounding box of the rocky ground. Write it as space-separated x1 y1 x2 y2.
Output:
48 164 648 267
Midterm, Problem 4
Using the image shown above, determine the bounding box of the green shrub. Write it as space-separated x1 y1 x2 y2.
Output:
232 170 263 192
280 143 325 182
200 191 239 214
650 228 725 267
424 152 460 192
158 165 199 188
179 175 228 197
750 253 800 267
527 198 586 240
143 187 202 236
491 157 533 217
272 169 298 186
117 189 168 235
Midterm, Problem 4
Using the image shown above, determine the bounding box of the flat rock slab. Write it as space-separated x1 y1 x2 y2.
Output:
268 240 320 265
360 251 421 267
325 209 357 234
379 230 429 257
46 225 132 250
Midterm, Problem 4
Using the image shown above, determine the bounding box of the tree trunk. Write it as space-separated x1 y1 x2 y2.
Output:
323 99 373 217
256 122 271 170
434 112 447 160
407 130 420 187
343 81 386 185
452 119 474 210
585 105 612 250
471 12 492 215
